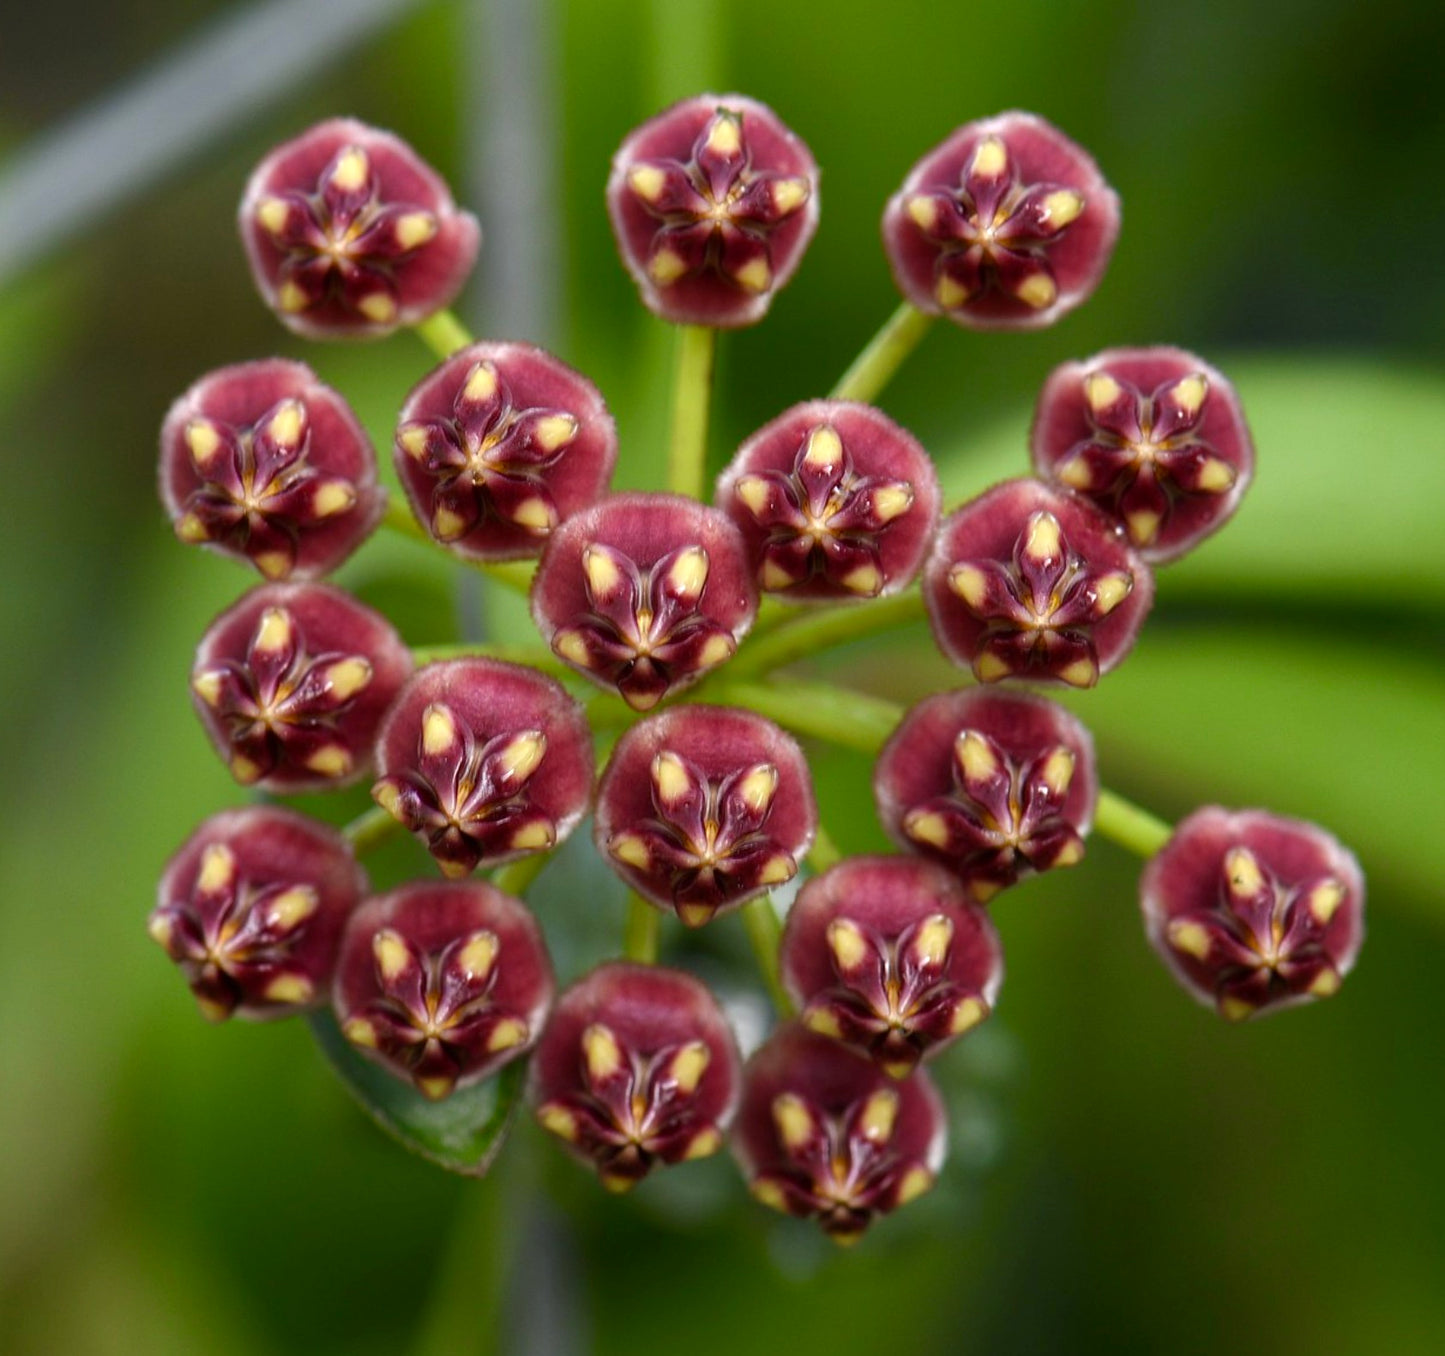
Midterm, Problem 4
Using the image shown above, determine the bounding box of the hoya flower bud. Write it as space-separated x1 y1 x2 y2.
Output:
1031 347 1255 561
160 359 384 580
716 400 941 600
923 478 1153 688
607 93 819 327
781 857 1003 1078
882 111 1119 330
394 342 617 561
531 493 757 710
530 963 741 1190
239 118 480 338
191 582 411 791
334 880 553 1100
733 1024 946 1244
875 689 1097 901
372 659 593 878
1141 807 1364 1022
151 807 367 1021
594 706 816 928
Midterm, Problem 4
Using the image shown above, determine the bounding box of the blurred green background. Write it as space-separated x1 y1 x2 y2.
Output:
3 0 1444 1352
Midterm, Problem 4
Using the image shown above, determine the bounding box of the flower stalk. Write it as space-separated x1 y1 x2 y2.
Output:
830 301 934 403
667 324 716 499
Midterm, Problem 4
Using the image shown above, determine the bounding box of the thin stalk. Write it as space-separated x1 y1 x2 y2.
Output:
413 307 476 360
711 680 904 755
411 642 569 678
1093 789 1173 859
493 851 552 898
830 301 934 404
730 589 927 679
624 893 660 963
666 324 716 499
809 824 843 872
742 897 792 1015
343 805 400 854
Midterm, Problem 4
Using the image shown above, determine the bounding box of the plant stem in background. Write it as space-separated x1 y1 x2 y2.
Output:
742 897 792 1015
624 893 660 963
667 324 716 499
732 588 927 679
1092 789 1173 858
809 824 842 871
413 308 476 360
344 804 401 854
830 301 934 403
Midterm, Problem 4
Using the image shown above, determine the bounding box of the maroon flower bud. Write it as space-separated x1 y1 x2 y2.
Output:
239 118 480 339
874 689 1096 901
372 659 593 878
607 94 819 327
393 342 617 560
191 582 411 791
733 1024 946 1244
594 706 816 928
159 359 384 580
333 880 553 1100
716 400 941 600
923 478 1153 687
1031 347 1255 561
882 111 1119 330
531 493 757 710
530 962 741 1190
1141 807 1365 1022
781 857 1003 1078
151 807 367 1021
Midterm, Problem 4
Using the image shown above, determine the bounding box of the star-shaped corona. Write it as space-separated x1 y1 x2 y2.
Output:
372 659 594 878
530 963 740 1190
239 118 480 338
607 94 819 326
924 479 1153 687
717 400 941 600
781 857 1004 1077
875 689 1098 901
883 111 1119 330
595 706 817 927
334 881 554 1101
394 342 617 561
190 582 412 792
532 494 757 710
1032 347 1255 561
160 359 384 579
1141 807 1365 1021
151 807 367 1021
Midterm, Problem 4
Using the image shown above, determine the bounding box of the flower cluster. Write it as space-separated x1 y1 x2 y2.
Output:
153 98 1363 1244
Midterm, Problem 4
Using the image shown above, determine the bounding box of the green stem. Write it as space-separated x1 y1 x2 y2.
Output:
731 589 927 679
624 893 660 963
1093 789 1173 859
343 805 401 855
377 499 539 598
830 301 935 404
711 680 903 755
666 324 716 499
809 824 843 872
382 493 431 546
742 897 792 1015
412 641 568 678
412 308 476 361
493 851 552 898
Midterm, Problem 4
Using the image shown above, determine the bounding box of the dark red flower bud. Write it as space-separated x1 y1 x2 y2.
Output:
151 807 367 1021
780 857 1003 1078
716 400 941 600
1031 347 1254 561
531 493 757 710
191 582 411 791
159 359 384 580
394 342 617 561
607 93 819 327
1141 807 1365 1022
333 880 553 1100
372 659 593 878
530 962 741 1190
874 689 1096 901
594 706 816 928
733 1024 946 1244
923 478 1153 687
239 118 480 339
882 111 1119 330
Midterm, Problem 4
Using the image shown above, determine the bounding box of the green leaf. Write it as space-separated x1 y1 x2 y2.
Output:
307 1011 525 1176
